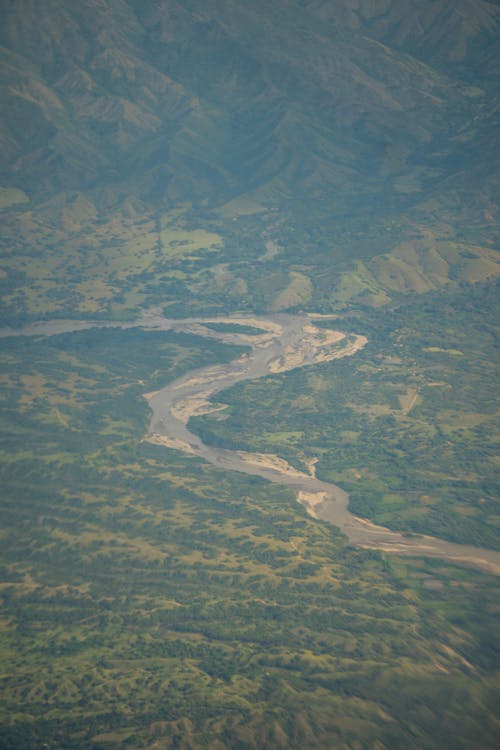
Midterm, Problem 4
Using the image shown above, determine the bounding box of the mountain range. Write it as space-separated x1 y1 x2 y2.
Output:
0 0 498 320
1 4 500 748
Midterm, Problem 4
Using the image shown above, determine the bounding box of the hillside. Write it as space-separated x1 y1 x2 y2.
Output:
0 3 499 749
0 0 498 320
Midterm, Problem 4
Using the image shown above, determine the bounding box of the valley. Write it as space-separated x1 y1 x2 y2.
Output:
0 1 498 747
2 311 499 574
143 312 500 574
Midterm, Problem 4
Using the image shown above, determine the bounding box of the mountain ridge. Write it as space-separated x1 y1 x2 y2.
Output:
0 0 498 321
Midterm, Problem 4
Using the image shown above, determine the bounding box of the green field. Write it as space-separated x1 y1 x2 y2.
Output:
0 2 499 746
192 281 500 549
0 324 499 749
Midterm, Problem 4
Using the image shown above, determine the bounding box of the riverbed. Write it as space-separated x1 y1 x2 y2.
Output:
3 312 499 575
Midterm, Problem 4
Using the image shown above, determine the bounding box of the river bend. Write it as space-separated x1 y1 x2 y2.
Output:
2 312 499 575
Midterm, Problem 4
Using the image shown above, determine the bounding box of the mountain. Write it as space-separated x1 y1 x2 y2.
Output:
1 4 499 749
305 0 500 79
1 0 495 197
0 0 498 322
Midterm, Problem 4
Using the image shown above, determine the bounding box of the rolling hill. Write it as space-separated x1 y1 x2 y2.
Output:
0 0 498 320
0 4 499 749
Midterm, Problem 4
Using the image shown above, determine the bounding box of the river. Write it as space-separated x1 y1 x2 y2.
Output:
2 311 499 575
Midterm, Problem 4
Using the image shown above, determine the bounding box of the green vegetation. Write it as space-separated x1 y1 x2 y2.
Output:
192 281 500 548
0 326 499 749
0 0 498 324
0 2 498 747
0 206 232 324
0 188 29 210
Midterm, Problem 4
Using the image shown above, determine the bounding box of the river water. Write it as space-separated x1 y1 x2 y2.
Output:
3 312 499 575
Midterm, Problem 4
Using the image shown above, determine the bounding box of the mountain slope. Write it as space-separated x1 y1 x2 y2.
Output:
0 0 498 320
0 5 499 749
305 0 500 81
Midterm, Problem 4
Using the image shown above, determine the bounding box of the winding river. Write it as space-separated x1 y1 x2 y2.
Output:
2 311 499 575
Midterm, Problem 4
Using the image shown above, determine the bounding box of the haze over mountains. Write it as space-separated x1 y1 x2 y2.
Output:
0 0 498 320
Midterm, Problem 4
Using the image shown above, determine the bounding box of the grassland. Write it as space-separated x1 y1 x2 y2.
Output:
0 4 498 746
0 323 499 749
333 238 500 309
0 188 29 210
192 281 500 549
0 204 228 324
2 177 498 328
